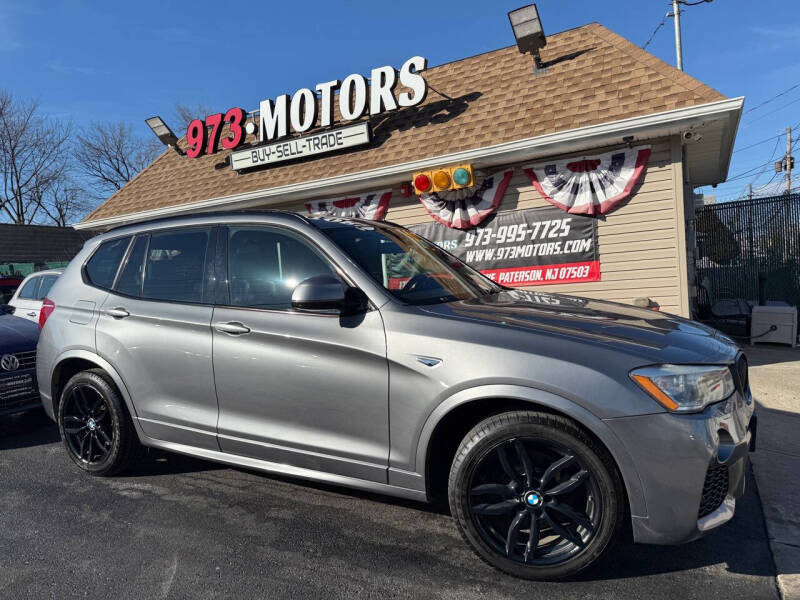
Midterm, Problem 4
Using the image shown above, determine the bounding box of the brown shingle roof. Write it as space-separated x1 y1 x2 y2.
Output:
84 23 725 223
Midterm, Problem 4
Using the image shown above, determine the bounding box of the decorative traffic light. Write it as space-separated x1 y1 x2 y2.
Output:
412 164 473 194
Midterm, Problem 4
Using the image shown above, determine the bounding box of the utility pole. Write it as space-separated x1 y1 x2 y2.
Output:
749 183 753 200
787 126 793 194
672 0 683 71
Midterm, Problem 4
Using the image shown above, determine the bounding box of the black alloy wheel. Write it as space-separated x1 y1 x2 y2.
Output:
57 369 143 476
449 411 623 580
468 437 601 565
62 383 113 465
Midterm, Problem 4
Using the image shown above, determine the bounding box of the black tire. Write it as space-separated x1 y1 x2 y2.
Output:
57 368 143 476
448 411 624 580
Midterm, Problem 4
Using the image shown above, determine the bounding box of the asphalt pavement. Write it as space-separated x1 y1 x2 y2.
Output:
0 409 778 600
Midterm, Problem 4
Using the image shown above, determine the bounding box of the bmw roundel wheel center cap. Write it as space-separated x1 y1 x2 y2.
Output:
523 490 543 508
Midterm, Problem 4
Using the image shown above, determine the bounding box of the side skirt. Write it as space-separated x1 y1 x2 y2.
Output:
142 436 429 503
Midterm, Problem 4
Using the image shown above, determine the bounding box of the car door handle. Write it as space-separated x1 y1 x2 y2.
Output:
214 321 251 335
26 311 36 317
104 307 130 319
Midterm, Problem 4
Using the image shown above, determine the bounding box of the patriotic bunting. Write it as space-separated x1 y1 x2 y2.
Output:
523 146 651 216
418 169 514 229
305 190 392 220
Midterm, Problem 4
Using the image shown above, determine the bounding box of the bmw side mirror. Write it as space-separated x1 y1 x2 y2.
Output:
0 304 14 315
292 275 367 314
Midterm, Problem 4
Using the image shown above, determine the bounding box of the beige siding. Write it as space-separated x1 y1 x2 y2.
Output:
274 136 689 316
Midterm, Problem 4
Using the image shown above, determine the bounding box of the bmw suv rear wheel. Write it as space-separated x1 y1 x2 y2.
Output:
57 369 143 476
448 411 623 580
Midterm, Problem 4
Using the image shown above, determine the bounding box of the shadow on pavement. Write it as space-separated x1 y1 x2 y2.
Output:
0 406 776 584
122 449 224 477
0 408 60 449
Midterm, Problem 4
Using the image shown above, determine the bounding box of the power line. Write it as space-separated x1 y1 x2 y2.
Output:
720 124 799 191
642 12 670 50
726 159 780 182
744 82 800 114
743 95 800 127
748 136 786 188
733 133 784 153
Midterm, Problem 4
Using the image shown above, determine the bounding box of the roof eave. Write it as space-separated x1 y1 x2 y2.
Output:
75 96 745 230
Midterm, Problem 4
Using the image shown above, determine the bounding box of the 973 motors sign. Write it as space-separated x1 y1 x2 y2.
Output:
410 206 600 286
183 56 427 170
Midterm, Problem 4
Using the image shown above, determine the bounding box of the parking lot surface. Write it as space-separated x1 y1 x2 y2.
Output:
1 410 777 600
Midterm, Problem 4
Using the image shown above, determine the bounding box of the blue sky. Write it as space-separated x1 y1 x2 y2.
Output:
1 0 798 201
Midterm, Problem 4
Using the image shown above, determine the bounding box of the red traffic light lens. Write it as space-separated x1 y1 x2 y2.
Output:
414 174 432 193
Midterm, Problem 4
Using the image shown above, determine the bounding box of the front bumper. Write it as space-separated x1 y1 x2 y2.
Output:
0 368 42 417
604 389 755 545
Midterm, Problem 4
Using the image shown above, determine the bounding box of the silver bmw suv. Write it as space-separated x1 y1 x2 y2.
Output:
37 211 755 580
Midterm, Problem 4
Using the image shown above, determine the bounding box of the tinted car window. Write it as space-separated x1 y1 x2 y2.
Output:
115 236 148 297
228 226 335 309
142 229 209 303
0 284 16 303
321 221 500 305
17 276 41 300
37 275 58 300
86 237 131 289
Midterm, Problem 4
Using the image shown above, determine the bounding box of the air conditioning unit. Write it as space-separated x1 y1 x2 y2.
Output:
750 305 797 347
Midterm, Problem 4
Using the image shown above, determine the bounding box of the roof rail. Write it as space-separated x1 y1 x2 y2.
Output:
105 209 310 234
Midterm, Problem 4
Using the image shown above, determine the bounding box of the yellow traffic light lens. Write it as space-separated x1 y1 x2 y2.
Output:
433 170 451 188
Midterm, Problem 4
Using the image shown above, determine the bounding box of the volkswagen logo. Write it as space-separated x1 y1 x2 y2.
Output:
1 354 19 372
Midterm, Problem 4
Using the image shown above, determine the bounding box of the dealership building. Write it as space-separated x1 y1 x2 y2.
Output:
76 20 742 318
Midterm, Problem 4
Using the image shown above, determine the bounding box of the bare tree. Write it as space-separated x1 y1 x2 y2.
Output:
174 102 215 131
0 90 72 224
75 121 161 200
33 176 91 227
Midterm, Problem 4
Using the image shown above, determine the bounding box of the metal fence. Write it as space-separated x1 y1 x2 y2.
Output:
695 193 800 314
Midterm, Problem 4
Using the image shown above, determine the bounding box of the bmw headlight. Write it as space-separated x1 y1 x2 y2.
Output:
630 365 735 413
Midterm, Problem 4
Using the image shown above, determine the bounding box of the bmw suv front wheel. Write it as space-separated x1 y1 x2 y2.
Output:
448 411 624 580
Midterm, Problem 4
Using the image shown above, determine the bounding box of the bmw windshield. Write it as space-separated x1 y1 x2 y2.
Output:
317 219 502 305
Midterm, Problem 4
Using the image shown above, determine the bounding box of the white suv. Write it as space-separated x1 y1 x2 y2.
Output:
9 270 62 323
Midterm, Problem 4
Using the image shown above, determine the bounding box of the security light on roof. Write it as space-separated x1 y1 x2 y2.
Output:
145 116 183 155
508 4 547 71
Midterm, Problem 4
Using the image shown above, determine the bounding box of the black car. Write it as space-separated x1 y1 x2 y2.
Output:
0 310 41 416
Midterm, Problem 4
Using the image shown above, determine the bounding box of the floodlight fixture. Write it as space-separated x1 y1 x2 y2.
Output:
508 4 547 71
145 116 183 155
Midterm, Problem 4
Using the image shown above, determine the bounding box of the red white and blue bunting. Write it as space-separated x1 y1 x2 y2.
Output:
523 146 651 216
305 190 392 220
418 168 514 229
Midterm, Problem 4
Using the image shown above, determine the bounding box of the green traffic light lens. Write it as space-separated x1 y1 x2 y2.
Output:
453 167 470 186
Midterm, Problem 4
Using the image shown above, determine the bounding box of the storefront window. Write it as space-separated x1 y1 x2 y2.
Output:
320 221 501 305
